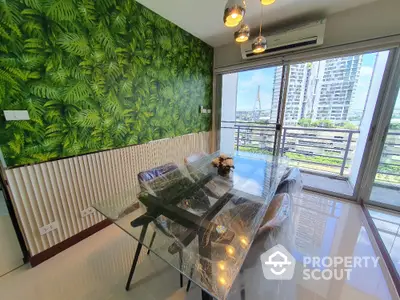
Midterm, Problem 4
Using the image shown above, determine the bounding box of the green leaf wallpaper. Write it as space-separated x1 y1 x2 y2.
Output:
0 0 213 167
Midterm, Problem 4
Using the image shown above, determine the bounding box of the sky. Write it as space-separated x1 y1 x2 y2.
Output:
351 52 379 112
236 67 275 111
235 51 399 112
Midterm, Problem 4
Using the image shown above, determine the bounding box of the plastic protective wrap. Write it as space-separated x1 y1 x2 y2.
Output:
95 153 303 300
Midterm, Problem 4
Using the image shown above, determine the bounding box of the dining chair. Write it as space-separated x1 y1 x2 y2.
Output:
183 163 302 293
130 162 212 290
184 152 207 164
134 163 187 288
184 193 293 293
225 171 302 299
255 167 302 236
276 167 303 194
256 193 292 236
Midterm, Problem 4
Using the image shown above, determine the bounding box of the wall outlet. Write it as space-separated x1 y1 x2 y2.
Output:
80 207 96 218
199 106 211 114
39 221 58 236
4 110 30 121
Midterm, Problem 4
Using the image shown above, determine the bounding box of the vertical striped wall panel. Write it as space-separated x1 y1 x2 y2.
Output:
5 132 211 255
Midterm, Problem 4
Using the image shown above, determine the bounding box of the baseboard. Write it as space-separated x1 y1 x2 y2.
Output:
30 219 112 267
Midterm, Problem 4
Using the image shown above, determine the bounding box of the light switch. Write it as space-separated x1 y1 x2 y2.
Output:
4 110 30 121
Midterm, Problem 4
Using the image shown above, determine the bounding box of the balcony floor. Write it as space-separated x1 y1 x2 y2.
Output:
235 150 400 204
235 150 355 197
370 185 400 208
302 172 354 196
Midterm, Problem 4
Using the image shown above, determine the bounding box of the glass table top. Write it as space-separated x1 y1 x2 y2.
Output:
94 152 288 300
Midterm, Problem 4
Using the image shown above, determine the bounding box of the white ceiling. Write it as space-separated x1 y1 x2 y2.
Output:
136 0 377 47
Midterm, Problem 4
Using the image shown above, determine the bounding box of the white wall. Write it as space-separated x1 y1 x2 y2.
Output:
214 0 400 70
0 191 23 275
220 73 238 155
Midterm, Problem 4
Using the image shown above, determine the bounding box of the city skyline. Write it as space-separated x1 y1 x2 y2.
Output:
273 55 364 125
236 52 399 115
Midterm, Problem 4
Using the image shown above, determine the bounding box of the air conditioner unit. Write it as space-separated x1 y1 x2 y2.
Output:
241 19 326 60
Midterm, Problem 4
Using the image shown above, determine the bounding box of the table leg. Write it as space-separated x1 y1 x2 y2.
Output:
126 224 148 291
147 231 156 255
202 290 213 300
198 228 213 300
186 265 194 292
179 249 183 287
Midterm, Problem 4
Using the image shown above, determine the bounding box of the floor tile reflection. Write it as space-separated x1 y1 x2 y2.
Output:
368 206 400 276
228 192 398 300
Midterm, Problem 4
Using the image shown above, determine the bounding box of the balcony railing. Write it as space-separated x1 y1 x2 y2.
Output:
222 122 400 183
377 131 400 185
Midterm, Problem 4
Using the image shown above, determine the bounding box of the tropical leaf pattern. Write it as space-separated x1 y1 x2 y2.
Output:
0 0 213 167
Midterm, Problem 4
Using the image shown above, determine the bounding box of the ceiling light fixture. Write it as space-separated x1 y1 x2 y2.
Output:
234 24 250 42
252 36 267 53
252 4 267 54
261 0 275 5
223 0 246 28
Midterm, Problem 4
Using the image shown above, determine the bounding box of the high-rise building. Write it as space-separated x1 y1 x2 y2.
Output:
270 66 283 123
313 55 362 122
270 55 363 126
284 63 308 125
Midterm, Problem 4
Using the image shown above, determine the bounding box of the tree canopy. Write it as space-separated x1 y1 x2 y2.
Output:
297 118 358 129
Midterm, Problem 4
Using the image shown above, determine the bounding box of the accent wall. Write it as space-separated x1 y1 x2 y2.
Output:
0 0 213 167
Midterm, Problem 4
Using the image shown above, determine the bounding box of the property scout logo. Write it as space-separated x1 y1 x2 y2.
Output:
260 244 379 281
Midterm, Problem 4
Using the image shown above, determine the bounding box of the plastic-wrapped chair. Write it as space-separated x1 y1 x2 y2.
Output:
184 152 207 164
226 196 296 299
135 163 186 287
129 163 211 290
257 193 292 236
253 168 302 237
276 167 303 194
138 163 179 183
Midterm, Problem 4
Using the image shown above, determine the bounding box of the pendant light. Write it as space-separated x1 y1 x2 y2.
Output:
261 0 275 5
252 36 267 53
223 0 246 28
252 4 267 53
234 24 250 43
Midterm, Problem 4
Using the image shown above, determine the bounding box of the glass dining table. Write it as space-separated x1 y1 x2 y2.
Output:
94 152 289 300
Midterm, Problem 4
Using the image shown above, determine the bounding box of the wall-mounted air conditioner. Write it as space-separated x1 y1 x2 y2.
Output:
241 19 326 60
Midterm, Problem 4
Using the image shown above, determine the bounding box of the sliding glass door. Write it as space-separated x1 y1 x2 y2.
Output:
279 51 390 198
219 65 285 157
217 47 399 202
217 46 400 285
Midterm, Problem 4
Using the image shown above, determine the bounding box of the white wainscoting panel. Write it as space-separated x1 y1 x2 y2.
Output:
5 132 211 255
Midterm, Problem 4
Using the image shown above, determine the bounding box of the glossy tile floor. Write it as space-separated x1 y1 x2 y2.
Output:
0 192 398 300
227 192 399 300
368 206 400 276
